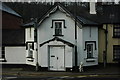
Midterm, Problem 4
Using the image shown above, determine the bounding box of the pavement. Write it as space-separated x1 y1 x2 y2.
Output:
1 64 120 78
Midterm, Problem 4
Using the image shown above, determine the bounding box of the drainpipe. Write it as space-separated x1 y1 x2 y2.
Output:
74 2 78 72
34 18 39 71
104 24 108 68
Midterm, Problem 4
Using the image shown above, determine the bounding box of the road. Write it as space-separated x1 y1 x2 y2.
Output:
2 75 120 80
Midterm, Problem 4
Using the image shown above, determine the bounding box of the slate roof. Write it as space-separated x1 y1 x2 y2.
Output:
22 3 120 27
0 3 21 17
77 16 99 25
80 4 120 24
22 21 34 27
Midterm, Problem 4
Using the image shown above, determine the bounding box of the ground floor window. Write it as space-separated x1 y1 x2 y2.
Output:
0 47 6 62
27 43 33 58
113 45 120 61
87 44 93 58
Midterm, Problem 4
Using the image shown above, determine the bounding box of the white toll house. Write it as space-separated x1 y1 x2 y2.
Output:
22 3 99 71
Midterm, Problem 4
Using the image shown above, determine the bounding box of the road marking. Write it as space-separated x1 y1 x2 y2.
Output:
5 77 17 79
60 76 69 79
89 75 99 77
77 75 87 78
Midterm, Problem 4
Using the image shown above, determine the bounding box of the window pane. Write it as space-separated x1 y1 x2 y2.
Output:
1 47 5 58
113 25 120 37
113 45 120 60
28 44 33 58
87 44 93 58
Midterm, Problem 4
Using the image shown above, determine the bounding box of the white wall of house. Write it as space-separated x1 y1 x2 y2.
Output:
38 40 73 68
82 26 98 66
77 25 83 66
1 47 26 64
37 10 83 68
24 7 98 68
37 10 76 45
37 9 98 68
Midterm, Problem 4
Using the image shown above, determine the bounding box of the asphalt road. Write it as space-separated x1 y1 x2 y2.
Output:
2 76 120 80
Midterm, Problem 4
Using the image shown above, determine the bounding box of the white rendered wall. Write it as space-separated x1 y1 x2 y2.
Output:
37 10 83 67
37 10 98 67
38 41 73 68
37 10 76 45
82 27 98 66
1 47 26 64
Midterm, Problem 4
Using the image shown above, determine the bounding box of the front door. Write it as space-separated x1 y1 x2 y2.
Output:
49 46 65 71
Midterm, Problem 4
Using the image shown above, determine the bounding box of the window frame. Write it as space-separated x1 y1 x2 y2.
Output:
51 19 66 36
26 43 34 59
113 25 120 38
113 45 120 61
86 43 94 59
0 47 7 62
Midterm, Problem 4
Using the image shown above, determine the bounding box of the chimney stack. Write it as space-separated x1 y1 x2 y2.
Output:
89 1 96 14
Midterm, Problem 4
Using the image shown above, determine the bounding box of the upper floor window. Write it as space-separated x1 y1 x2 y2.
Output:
55 22 62 35
113 45 120 61
52 20 66 36
113 25 120 38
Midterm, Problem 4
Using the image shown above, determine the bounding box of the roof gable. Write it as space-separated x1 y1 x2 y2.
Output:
38 3 76 25
22 3 99 27
40 37 74 47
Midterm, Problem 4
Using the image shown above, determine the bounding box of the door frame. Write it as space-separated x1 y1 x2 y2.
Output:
48 45 65 71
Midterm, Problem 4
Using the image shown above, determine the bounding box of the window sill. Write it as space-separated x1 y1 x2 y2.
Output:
86 58 96 62
53 35 64 37
0 58 7 62
27 59 34 62
26 57 34 59
112 36 120 38
27 57 34 62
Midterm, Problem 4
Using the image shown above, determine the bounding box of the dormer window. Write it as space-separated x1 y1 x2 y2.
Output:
52 19 66 36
